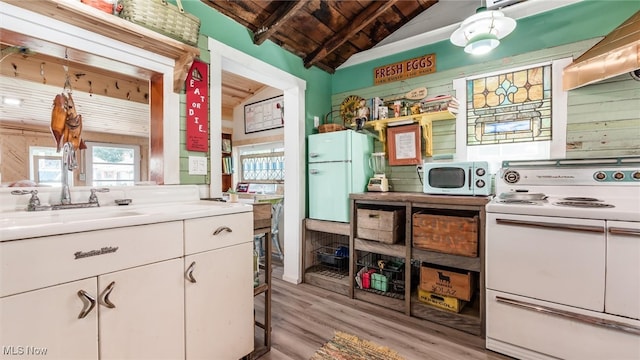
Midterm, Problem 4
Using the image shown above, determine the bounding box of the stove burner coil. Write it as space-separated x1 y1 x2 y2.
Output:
553 201 615 208
561 197 602 202
497 199 541 205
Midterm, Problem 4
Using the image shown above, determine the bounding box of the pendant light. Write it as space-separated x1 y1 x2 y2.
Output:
450 4 516 55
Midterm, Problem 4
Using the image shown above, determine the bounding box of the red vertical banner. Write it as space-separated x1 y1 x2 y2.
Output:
186 60 209 152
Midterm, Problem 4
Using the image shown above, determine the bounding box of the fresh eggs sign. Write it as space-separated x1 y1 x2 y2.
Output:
186 60 209 152
373 53 436 85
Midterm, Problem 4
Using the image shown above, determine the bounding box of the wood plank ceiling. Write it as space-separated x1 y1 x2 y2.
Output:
201 0 438 73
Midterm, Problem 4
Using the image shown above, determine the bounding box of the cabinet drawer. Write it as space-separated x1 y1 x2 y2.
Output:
0 221 183 298
184 212 252 255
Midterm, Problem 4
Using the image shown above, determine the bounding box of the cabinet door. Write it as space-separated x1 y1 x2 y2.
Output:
98 259 185 360
0 278 98 359
185 242 254 359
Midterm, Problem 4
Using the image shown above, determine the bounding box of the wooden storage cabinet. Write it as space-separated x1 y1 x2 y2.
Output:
349 193 489 337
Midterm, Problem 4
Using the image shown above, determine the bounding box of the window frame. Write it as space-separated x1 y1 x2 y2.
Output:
453 57 571 173
85 142 140 187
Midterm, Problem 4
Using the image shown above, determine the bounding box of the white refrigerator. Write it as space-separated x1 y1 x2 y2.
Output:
308 130 373 222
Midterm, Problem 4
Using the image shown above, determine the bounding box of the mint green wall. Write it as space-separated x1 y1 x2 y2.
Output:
332 0 640 94
175 0 333 136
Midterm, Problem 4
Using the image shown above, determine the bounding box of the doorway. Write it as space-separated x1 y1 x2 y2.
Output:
208 38 306 284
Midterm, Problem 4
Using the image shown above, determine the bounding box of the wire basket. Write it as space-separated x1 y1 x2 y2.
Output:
316 243 349 272
355 252 405 297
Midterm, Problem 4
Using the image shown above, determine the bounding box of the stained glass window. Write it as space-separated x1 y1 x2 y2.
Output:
466 64 552 145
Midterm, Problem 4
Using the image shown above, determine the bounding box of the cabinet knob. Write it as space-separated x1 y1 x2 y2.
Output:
213 226 232 235
77 290 96 319
185 261 197 283
100 281 116 309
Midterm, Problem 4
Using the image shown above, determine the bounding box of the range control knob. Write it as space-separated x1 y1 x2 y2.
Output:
594 171 607 181
476 179 486 188
633 171 640 180
613 171 625 180
503 170 520 184
476 168 486 177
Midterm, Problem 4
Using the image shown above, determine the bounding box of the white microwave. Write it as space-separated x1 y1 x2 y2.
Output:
423 161 491 196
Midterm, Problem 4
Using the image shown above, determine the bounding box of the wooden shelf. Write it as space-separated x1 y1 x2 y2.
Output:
410 291 482 336
4 0 200 93
412 248 481 272
354 288 405 313
349 192 489 338
353 111 456 156
252 203 272 357
354 238 406 258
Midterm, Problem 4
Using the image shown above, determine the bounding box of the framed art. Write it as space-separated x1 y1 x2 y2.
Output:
221 138 232 153
244 95 284 134
387 123 422 166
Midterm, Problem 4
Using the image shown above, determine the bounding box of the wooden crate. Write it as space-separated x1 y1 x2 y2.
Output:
417 289 466 313
412 213 478 257
420 265 474 301
356 209 404 244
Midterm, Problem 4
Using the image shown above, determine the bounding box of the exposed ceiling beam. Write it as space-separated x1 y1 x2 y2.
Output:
303 0 399 69
253 1 307 45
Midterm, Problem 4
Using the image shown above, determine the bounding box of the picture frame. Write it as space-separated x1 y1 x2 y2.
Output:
244 95 284 134
387 123 422 166
222 138 232 153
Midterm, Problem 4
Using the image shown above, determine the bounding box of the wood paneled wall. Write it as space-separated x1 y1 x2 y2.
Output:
330 38 640 192
0 124 149 186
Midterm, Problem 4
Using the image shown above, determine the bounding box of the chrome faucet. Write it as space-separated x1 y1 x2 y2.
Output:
88 188 110 206
60 142 77 205
10 190 48 211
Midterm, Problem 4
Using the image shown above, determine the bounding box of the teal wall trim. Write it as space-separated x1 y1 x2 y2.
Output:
332 0 640 94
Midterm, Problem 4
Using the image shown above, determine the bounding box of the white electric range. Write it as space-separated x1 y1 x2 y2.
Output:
485 156 640 360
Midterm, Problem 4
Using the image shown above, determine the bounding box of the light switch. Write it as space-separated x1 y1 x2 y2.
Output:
314 116 320 128
188 156 207 175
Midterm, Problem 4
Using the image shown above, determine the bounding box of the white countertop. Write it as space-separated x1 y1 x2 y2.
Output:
0 200 253 242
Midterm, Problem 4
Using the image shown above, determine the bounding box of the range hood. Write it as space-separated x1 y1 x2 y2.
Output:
563 10 640 91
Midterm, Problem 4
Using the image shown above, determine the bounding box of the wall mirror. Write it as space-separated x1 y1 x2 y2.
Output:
0 45 151 187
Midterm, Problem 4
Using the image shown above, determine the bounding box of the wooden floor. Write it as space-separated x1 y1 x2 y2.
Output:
253 265 513 360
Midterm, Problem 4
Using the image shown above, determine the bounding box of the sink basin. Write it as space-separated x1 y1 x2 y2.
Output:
0 208 147 228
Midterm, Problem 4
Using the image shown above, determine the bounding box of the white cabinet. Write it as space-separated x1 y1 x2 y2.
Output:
0 221 184 360
0 209 254 360
0 278 99 360
184 212 254 359
99 259 185 360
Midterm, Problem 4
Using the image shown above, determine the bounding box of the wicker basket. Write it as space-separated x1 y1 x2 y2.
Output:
318 123 346 133
119 0 200 46
319 110 346 133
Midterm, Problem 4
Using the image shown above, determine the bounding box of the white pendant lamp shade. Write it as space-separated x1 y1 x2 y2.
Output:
450 9 516 55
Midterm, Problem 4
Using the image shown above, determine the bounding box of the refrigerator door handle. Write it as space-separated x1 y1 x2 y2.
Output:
309 153 319 158
310 169 319 174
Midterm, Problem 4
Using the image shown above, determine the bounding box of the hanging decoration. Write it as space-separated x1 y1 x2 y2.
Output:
185 59 209 152
50 49 86 152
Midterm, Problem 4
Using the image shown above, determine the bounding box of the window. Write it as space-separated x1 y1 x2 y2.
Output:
453 58 571 174
86 142 140 186
29 147 65 187
239 142 284 183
